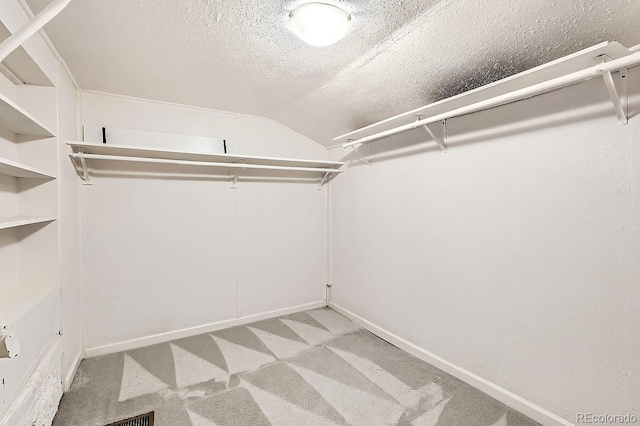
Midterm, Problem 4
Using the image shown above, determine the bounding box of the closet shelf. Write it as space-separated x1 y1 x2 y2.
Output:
0 157 56 179
67 142 345 186
0 91 55 137
334 41 639 149
67 142 345 169
0 285 58 329
0 216 56 231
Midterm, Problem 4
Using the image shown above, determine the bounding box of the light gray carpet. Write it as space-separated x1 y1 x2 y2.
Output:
53 308 540 426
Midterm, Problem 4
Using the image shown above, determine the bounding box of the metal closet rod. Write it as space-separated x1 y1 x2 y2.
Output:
342 50 640 148
0 0 72 63
71 153 344 174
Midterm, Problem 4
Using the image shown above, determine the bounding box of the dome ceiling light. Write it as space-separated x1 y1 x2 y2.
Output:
288 2 352 47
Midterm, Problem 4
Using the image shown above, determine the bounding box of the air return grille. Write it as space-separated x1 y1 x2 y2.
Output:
105 412 154 426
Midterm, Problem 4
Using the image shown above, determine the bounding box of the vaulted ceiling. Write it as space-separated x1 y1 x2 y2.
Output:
28 0 640 146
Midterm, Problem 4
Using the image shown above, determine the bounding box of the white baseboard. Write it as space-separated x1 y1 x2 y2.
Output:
63 348 85 392
85 301 327 358
328 302 573 426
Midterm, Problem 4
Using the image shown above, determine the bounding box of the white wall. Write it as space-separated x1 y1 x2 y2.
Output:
79 93 328 350
329 69 640 423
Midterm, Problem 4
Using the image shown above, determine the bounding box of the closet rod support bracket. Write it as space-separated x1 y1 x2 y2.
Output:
346 140 371 166
230 170 239 189
317 171 331 189
230 159 245 189
77 154 92 185
418 116 447 151
601 68 628 125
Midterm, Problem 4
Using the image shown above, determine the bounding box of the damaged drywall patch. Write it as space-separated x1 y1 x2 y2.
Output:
1 341 63 426
27 367 62 426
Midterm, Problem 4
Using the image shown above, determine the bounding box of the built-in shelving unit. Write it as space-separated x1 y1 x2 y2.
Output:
0 90 59 339
67 141 345 187
0 7 61 421
0 1 68 422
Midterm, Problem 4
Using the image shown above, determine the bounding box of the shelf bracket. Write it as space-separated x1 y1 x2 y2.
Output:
317 171 331 190
230 170 239 189
601 68 628 125
78 154 92 186
347 140 371 166
230 159 243 189
419 116 447 151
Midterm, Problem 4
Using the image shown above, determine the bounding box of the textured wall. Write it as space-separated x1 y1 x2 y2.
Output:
329 69 640 422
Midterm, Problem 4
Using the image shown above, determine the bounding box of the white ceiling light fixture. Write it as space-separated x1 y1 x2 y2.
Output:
289 2 352 47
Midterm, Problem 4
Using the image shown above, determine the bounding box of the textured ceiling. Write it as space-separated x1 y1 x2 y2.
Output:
27 0 640 146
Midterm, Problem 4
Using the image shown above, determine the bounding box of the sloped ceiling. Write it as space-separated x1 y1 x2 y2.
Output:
27 0 640 146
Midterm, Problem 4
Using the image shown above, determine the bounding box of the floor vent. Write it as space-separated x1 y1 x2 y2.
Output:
105 412 154 426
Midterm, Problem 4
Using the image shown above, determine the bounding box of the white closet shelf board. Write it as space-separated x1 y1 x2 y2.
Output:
0 216 56 231
0 157 56 179
0 285 58 328
67 142 345 169
0 91 55 137
334 41 632 142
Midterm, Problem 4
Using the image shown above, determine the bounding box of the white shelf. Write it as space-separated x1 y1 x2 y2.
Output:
335 41 635 145
0 157 56 179
0 216 56 231
0 91 55 137
67 141 344 187
0 285 58 328
67 142 345 169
